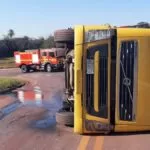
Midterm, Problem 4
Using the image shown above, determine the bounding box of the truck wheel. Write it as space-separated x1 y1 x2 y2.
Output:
56 111 74 126
55 42 66 48
55 42 74 49
21 65 29 73
45 64 52 72
54 29 74 43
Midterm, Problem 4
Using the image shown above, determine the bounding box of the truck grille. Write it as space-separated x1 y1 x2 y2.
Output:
119 41 137 121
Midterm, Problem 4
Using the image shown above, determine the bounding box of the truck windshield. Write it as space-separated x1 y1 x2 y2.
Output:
42 52 47 56
49 52 55 57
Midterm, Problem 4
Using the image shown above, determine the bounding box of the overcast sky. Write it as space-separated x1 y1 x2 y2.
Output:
0 0 149 38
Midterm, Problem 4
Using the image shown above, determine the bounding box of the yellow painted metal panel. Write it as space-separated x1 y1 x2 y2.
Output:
117 28 150 38
74 25 84 134
76 70 82 94
94 51 100 112
75 25 112 45
136 36 150 126
115 125 150 132
86 114 109 124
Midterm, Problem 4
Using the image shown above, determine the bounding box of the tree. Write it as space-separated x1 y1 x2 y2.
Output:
136 22 150 28
8 29 15 39
2 29 16 56
41 35 54 48
0 30 55 57
3 37 14 56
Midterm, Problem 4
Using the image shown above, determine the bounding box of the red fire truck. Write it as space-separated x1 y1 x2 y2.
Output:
14 48 66 73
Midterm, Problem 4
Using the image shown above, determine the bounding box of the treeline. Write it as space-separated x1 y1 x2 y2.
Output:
0 29 55 58
1 22 149 58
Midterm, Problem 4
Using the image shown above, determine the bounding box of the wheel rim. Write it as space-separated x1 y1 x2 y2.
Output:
22 66 27 72
47 64 51 72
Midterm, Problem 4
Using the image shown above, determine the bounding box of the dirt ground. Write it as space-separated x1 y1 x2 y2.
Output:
0 68 150 150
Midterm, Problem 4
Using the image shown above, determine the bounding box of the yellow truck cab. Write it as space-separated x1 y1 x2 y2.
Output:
74 25 150 134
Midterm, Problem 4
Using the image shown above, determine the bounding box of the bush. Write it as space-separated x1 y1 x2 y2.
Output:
0 78 25 93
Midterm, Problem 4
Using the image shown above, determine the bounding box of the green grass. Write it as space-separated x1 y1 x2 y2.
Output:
0 77 25 93
0 57 16 69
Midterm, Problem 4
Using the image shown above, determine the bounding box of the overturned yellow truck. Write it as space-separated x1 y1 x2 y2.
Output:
54 23 150 134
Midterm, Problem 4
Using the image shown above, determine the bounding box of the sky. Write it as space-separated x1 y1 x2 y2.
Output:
0 0 149 38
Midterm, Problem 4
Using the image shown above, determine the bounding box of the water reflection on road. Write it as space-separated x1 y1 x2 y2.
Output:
14 86 63 129
17 87 62 109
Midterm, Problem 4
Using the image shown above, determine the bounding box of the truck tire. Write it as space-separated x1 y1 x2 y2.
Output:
55 42 66 48
45 64 52 72
56 111 74 126
66 43 74 49
54 29 74 43
55 42 74 49
21 65 29 73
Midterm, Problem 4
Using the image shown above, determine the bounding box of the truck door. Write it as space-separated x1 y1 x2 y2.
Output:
74 26 116 134
83 39 112 133
41 51 47 63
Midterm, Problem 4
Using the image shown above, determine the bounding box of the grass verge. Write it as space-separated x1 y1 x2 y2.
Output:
0 77 25 93
0 57 16 69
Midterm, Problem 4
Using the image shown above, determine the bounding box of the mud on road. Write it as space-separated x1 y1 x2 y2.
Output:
0 69 150 150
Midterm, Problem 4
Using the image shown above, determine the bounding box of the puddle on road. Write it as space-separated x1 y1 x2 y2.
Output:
30 112 56 130
12 87 63 129
17 90 43 106
0 85 64 130
16 87 63 110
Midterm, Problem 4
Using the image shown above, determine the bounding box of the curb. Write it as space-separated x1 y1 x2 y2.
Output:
0 83 26 94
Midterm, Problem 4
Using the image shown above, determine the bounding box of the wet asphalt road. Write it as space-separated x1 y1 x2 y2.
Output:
0 68 150 150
